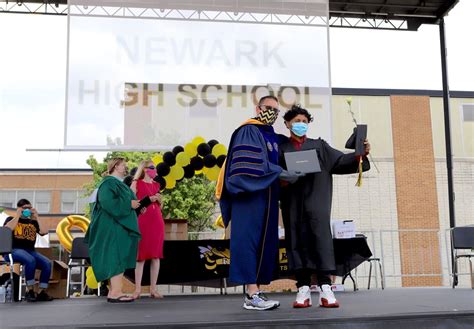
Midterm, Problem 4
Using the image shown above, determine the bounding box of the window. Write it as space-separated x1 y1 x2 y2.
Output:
35 191 51 213
61 190 88 214
0 190 51 213
0 190 16 208
17 190 34 203
61 191 77 213
462 104 474 122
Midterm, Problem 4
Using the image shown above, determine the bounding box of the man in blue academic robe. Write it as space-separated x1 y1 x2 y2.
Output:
218 95 292 311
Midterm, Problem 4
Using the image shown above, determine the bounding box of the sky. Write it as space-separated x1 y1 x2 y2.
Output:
0 0 473 169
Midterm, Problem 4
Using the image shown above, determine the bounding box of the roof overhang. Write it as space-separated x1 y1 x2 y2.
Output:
329 0 459 30
1 1 459 30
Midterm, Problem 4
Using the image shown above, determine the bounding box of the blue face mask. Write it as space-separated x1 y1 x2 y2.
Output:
291 122 308 137
22 209 32 218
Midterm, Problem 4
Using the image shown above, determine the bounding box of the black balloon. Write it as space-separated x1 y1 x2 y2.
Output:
153 175 166 191
203 154 217 168
163 151 176 166
208 139 219 150
129 167 138 177
183 165 195 179
172 145 184 155
197 143 211 157
157 162 170 177
190 156 204 170
216 154 226 168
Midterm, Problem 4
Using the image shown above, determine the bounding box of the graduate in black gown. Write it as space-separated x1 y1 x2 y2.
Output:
279 104 371 309
218 95 295 311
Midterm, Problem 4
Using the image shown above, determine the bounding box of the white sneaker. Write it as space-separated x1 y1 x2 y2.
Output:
293 285 312 308
243 293 279 311
319 284 339 308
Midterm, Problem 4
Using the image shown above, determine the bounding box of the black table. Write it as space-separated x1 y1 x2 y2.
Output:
125 236 372 289
333 235 373 290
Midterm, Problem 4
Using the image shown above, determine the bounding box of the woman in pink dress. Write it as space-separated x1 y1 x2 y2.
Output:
130 160 165 299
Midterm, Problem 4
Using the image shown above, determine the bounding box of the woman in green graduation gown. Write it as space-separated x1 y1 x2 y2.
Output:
85 157 141 303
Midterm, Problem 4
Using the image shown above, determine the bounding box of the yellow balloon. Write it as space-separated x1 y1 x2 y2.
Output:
184 143 198 158
175 152 190 167
152 154 163 165
86 267 98 289
170 165 184 180
195 169 203 175
212 144 227 157
164 175 176 189
205 166 221 181
192 136 206 146
56 215 90 253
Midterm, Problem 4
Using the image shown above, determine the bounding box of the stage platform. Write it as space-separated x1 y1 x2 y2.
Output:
1 288 473 329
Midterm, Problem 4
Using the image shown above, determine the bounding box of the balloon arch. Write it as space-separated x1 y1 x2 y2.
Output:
132 136 227 191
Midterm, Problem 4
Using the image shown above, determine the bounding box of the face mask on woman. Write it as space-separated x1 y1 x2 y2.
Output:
145 168 157 179
291 122 308 137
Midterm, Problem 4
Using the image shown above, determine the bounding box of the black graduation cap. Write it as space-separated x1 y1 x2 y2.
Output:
345 124 367 157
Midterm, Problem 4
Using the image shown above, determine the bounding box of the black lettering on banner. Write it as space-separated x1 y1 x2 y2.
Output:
250 85 272 106
78 80 100 104
304 87 322 109
123 83 138 107
201 85 223 107
177 84 198 107
142 83 164 107
278 86 301 108
226 85 247 108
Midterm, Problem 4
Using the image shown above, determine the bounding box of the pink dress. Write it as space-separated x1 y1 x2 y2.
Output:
136 179 165 260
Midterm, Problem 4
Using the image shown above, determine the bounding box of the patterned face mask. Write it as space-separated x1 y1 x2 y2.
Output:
255 105 279 125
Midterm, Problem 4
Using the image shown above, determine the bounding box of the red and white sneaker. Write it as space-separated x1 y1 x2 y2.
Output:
319 284 339 308
293 285 312 308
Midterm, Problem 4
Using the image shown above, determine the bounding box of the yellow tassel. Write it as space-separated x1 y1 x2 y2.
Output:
214 215 225 229
355 157 363 187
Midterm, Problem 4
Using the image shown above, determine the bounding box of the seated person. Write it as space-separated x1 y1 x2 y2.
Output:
3 199 53 302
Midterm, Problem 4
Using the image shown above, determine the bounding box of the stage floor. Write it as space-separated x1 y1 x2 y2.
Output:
1 288 473 329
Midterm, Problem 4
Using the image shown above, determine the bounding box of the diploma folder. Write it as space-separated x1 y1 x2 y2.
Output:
284 149 321 174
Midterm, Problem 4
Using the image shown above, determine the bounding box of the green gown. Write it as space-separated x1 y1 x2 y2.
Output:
85 175 141 282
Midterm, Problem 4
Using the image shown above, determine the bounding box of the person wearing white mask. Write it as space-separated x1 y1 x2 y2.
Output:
130 160 164 299
279 104 371 309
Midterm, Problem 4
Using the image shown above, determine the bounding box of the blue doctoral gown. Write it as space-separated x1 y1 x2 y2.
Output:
220 123 282 285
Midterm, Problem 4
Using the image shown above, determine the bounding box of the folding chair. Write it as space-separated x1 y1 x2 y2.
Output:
66 237 92 296
451 226 474 289
0 227 14 302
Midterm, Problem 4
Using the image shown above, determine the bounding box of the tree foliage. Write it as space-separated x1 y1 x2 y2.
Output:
83 151 218 233
160 175 217 233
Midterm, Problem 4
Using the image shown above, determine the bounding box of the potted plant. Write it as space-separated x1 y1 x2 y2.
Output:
161 175 217 240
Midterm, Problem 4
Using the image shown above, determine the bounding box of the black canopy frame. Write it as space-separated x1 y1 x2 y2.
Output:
0 0 461 285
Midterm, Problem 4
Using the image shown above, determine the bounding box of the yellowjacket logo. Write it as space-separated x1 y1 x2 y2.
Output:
199 246 230 272
14 223 37 241
279 248 288 271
